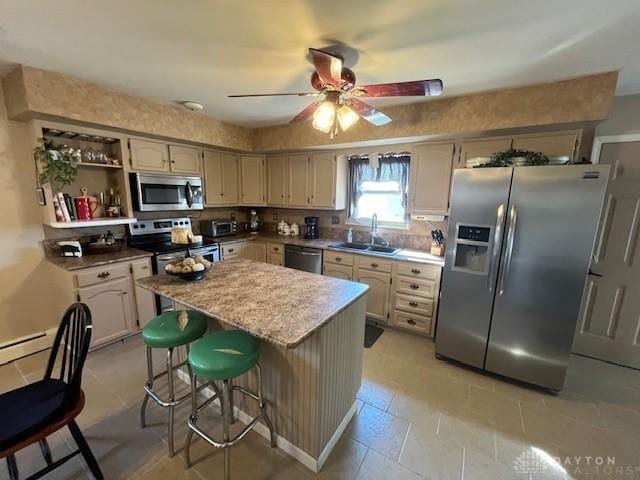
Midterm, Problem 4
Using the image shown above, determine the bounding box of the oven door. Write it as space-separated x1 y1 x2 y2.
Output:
131 173 203 211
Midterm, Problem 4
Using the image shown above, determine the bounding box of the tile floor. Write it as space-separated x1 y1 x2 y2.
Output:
2 329 640 479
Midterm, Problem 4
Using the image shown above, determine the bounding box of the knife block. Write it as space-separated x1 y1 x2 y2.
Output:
430 243 445 257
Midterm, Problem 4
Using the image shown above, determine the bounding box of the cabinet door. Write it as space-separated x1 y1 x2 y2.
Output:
78 276 133 347
310 153 336 208
241 242 267 262
240 155 266 205
129 139 169 172
221 242 244 259
221 153 240 204
268 253 283 266
203 150 224 206
409 143 455 214
169 145 201 174
131 258 156 328
323 263 353 281
512 132 578 160
357 269 391 322
267 156 287 206
287 155 310 207
457 138 512 170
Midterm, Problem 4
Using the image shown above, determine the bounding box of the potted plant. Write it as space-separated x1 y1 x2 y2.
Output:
478 148 549 168
33 140 80 192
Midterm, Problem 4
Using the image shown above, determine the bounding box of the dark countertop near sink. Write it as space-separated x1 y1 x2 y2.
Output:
46 247 153 271
215 232 446 266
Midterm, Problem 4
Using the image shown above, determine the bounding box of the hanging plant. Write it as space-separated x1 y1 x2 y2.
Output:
477 148 550 168
33 140 80 192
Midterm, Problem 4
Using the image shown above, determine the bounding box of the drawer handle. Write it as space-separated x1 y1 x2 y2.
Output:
407 319 417 325
409 283 420 290
409 301 419 307
274 247 279 252
335 257 342 262
140 266 148 270
228 248 234 253
371 263 379 268
97 272 110 279
411 268 421 274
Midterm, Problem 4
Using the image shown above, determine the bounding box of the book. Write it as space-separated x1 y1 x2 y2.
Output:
63 193 76 221
52 196 66 222
57 192 71 221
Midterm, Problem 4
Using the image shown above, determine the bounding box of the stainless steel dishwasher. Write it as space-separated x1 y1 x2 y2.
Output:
284 245 323 274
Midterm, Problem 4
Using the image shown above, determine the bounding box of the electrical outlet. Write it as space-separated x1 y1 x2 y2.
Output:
273 213 278 221
331 216 340 225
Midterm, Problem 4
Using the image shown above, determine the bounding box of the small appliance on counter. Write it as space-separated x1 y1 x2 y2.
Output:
199 219 238 238
247 209 260 233
57 241 82 257
304 216 319 239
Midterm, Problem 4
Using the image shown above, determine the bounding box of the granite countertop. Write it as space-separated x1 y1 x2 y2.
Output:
136 258 369 348
216 233 445 266
47 247 153 271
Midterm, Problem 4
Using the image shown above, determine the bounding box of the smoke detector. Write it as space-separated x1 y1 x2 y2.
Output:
180 101 204 112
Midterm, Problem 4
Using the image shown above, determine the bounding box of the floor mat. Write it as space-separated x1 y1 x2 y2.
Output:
364 324 384 348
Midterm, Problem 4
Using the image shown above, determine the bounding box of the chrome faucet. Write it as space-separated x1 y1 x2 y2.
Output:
370 213 389 246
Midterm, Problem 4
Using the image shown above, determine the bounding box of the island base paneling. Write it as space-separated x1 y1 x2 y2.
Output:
174 296 366 472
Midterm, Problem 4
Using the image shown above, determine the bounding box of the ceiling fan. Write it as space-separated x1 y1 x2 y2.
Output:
229 48 443 137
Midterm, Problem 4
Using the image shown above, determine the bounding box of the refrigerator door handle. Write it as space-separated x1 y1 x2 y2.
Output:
499 204 517 296
488 204 505 293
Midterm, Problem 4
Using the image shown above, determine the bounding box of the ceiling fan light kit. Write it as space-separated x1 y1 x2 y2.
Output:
230 47 443 137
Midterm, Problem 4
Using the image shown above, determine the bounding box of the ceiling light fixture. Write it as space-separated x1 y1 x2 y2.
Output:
337 105 359 131
180 101 204 112
312 101 336 133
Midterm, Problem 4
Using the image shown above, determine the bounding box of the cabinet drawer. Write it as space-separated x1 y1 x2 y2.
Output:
395 294 433 316
325 251 354 266
75 263 130 288
323 262 353 281
268 252 283 266
357 256 392 272
394 311 431 335
396 277 435 299
131 258 152 279
221 242 243 258
268 243 284 254
396 262 439 280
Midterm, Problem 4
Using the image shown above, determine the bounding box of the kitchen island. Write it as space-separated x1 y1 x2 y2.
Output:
136 258 369 472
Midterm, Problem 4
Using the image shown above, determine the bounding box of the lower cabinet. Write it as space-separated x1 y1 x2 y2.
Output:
77 276 134 347
323 262 353 280
267 243 284 266
240 241 267 262
131 258 156 329
356 268 391 323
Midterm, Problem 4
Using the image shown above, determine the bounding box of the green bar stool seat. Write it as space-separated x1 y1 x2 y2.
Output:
185 330 276 480
139 310 208 457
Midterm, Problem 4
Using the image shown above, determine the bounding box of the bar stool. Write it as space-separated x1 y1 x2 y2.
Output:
185 330 276 479
139 310 208 456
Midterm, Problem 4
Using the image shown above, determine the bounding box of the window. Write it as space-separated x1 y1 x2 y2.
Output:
348 153 410 226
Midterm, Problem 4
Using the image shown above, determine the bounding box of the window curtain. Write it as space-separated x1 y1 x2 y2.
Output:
348 153 410 215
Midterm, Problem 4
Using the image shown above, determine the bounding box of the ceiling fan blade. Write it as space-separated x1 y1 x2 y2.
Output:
290 100 323 123
355 79 443 97
345 98 392 126
309 48 343 89
228 92 320 98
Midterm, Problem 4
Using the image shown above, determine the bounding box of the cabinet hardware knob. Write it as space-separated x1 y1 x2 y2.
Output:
335 257 342 262
97 272 111 279
409 283 419 289
274 247 279 251
407 319 416 325
141 266 148 270
409 301 419 307
229 248 234 253
371 263 378 268
411 268 421 274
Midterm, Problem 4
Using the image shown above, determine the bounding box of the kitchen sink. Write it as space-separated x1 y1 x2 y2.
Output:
329 242 402 256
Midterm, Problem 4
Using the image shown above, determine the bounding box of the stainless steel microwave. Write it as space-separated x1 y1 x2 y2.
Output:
130 173 204 212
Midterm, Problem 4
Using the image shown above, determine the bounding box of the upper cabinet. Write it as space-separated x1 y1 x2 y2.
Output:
130 139 170 172
168 145 201 174
267 153 346 210
267 155 287 206
203 150 240 206
240 155 266 205
310 153 337 208
287 155 310 207
511 132 578 160
457 138 512 170
130 139 200 174
409 143 455 215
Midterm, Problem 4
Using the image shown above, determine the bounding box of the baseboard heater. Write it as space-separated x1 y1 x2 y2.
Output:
0 328 58 365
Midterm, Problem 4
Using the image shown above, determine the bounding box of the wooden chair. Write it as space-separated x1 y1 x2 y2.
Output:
0 303 104 480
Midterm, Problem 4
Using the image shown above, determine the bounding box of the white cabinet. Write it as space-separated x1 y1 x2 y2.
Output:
241 242 267 263
78 276 134 347
309 153 336 208
131 258 156 328
169 145 201 174
357 268 391 323
287 155 310 207
409 143 455 215
129 139 170 172
323 263 353 281
240 155 266 205
267 155 287 206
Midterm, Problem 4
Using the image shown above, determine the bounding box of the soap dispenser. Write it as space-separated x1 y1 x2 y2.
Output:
346 228 353 243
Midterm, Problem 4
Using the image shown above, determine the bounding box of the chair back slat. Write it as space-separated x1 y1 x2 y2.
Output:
45 303 93 406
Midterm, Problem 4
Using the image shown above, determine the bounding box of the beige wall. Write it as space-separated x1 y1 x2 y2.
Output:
253 72 618 151
3 65 253 152
0 87 66 344
596 94 640 136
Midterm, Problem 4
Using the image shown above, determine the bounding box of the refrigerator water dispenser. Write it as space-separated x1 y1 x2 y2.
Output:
452 225 491 274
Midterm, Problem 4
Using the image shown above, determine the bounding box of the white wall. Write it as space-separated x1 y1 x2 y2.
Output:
596 94 640 136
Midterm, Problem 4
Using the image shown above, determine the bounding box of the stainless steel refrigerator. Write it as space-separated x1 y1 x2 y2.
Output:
435 165 609 391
